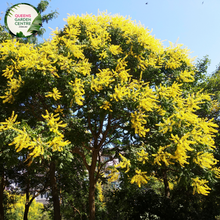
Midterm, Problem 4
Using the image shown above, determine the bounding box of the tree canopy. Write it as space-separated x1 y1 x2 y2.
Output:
0 11 219 220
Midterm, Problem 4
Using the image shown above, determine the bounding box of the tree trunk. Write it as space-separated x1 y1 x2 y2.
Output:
88 150 98 220
0 169 4 220
50 162 61 220
23 203 30 220
23 178 30 220
163 169 170 199
89 173 96 220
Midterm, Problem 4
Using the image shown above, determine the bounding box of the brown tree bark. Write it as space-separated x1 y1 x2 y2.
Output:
0 169 4 220
88 150 98 220
163 169 170 199
89 175 96 220
50 161 61 220
23 178 30 220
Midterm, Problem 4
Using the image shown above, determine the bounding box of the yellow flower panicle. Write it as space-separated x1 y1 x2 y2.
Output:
131 111 149 137
107 167 120 183
45 87 62 100
191 177 211 196
165 42 194 70
109 44 122 55
97 181 105 207
91 68 115 92
130 169 149 187
0 75 24 104
42 110 67 136
115 153 131 173
48 135 70 152
137 149 149 164
194 152 218 169
100 101 113 112
9 127 32 152
170 133 195 167
178 70 195 82
41 110 70 152
212 167 220 178
69 78 85 106
29 137 45 157
0 111 20 131
152 145 174 166
111 84 130 102
54 105 64 114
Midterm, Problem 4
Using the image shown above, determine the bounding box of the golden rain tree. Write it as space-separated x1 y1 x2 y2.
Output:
0 12 219 219
6 192 45 220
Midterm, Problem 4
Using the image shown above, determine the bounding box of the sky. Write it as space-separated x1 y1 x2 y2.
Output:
1 0 219 75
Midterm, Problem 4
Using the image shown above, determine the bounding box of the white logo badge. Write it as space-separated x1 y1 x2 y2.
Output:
5 3 42 38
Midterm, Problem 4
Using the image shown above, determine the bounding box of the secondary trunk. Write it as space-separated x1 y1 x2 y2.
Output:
50 161 61 220
88 150 98 220
23 178 30 220
89 173 96 220
163 169 170 199
23 202 30 220
0 169 4 220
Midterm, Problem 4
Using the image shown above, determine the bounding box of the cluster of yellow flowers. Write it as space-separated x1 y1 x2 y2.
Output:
130 169 149 187
0 110 70 156
115 153 131 173
0 75 24 104
191 177 211 196
45 87 62 101
69 78 85 106
42 110 70 152
107 167 120 183
131 111 149 137
0 112 44 157
97 181 105 207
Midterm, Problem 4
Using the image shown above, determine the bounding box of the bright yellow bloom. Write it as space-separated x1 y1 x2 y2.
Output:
0 75 24 104
97 181 105 207
69 78 85 105
178 70 195 82
48 136 70 152
130 169 149 187
111 84 130 101
42 110 67 136
45 87 62 100
131 111 149 137
9 127 32 152
115 153 131 173
74 59 91 76
212 167 220 178
0 111 20 131
152 145 174 166
109 44 122 55
100 101 113 112
91 68 115 92
156 116 175 134
107 167 120 183
29 137 45 157
137 149 149 164
170 133 195 167
54 105 64 114
191 177 211 196
194 152 218 169
156 82 182 100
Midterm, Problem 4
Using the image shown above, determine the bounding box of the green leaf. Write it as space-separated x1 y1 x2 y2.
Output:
27 14 42 33
16 31 26 38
